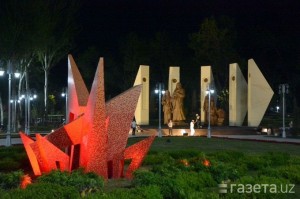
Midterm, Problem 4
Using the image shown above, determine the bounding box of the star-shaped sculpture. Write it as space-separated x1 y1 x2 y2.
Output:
20 55 155 179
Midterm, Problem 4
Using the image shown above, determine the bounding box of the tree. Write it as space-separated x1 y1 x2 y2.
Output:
120 32 150 90
0 0 38 128
189 17 240 90
33 0 79 118
148 31 184 82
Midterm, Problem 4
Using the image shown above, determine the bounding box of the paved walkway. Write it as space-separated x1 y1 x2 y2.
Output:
0 138 23 146
130 127 300 144
1 127 299 146
212 135 300 144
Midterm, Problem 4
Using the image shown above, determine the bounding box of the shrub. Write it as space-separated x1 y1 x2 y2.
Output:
130 185 163 199
143 152 174 165
184 189 220 199
0 146 29 172
260 165 300 184
289 155 300 165
133 164 218 198
262 152 291 166
208 151 245 163
209 163 242 183
9 182 80 199
132 167 180 198
151 161 181 178
0 170 24 190
87 185 163 199
167 150 203 160
0 157 22 171
0 188 10 199
172 171 216 198
132 170 157 187
36 169 104 195
243 155 271 170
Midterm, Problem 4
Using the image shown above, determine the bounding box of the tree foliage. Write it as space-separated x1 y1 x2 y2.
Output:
32 0 80 116
120 32 150 90
189 17 240 90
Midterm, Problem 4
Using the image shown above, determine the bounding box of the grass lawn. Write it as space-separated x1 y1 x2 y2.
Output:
128 136 300 156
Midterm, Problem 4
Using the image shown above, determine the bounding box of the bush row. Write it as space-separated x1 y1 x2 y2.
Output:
0 150 299 198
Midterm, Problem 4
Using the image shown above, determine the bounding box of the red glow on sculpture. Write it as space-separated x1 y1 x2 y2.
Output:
19 133 41 176
20 55 155 180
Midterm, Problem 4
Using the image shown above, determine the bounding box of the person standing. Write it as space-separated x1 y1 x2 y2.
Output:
131 120 137 136
168 119 173 136
190 120 195 136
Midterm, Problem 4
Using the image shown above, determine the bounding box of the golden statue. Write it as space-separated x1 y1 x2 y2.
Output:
172 82 186 121
203 95 218 125
162 90 172 124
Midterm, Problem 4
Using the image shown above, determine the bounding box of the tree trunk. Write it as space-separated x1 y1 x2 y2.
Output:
44 69 48 121
289 97 300 137
0 95 3 127
25 69 29 134
18 72 25 115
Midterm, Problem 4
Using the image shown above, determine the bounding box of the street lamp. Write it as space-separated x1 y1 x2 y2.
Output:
278 84 289 138
0 67 4 76
205 84 214 138
0 62 20 146
61 87 68 124
155 83 165 137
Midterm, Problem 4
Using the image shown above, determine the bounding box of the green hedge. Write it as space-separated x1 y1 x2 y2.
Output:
0 146 299 198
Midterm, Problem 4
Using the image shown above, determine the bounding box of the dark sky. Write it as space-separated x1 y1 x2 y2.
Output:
47 0 300 96
77 0 300 45
71 0 300 84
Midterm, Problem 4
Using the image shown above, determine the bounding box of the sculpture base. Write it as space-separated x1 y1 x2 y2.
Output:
173 121 188 126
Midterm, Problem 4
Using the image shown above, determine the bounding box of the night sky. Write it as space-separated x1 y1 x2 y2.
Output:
76 0 300 55
50 0 300 102
60 1 295 81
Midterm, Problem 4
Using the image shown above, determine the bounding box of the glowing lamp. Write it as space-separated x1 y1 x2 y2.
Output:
0 67 4 76
203 159 211 167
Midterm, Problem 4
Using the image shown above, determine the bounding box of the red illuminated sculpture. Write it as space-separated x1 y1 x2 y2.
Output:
20 55 155 179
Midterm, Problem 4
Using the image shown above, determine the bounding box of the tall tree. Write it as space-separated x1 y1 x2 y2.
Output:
0 0 38 127
149 31 183 82
189 17 240 90
33 0 79 118
120 32 150 90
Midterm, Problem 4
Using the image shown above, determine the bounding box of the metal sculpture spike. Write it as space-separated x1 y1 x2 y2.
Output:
20 55 155 179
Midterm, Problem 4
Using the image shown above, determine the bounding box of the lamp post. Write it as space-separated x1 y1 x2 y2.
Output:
27 91 37 135
10 97 19 133
278 84 289 138
0 66 3 129
205 84 214 138
155 83 165 138
21 90 37 135
61 87 68 124
0 62 20 146
0 95 3 128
